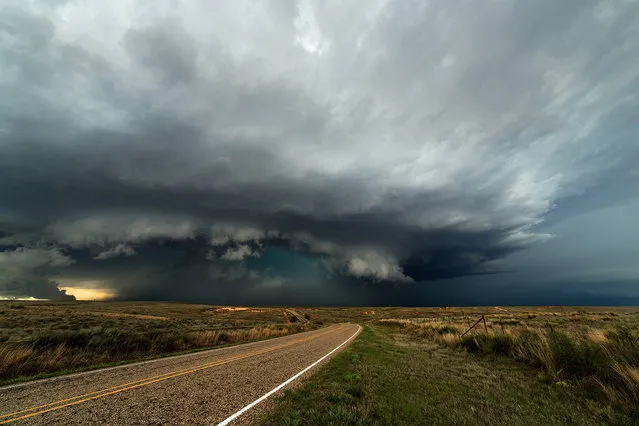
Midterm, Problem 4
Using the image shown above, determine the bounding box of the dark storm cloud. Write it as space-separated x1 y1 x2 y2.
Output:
1 0 638 302
0 247 75 300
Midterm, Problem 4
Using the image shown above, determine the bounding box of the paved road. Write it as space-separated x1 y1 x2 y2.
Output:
0 323 360 425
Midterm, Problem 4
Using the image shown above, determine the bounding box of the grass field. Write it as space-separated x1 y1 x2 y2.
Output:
0 301 312 385
263 306 639 425
379 307 639 410
2 303 638 423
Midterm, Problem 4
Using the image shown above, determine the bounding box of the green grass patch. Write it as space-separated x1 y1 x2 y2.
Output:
263 326 632 425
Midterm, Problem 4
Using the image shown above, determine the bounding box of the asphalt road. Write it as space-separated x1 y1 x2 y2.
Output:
0 323 361 425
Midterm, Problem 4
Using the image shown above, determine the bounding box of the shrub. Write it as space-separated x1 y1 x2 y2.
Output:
516 330 555 373
217 332 230 344
460 334 515 356
548 331 608 377
437 326 459 335
489 334 516 355
607 327 639 365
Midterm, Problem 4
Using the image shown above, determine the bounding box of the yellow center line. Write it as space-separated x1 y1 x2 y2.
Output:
4 324 340 418
0 325 343 421
0 324 346 425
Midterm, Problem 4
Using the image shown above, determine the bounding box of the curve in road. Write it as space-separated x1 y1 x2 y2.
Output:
0 323 361 425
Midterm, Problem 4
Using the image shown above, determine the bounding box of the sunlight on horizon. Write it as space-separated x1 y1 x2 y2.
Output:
57 279 117 301
59 287 116 301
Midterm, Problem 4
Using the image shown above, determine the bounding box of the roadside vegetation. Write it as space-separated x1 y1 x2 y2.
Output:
264 307 639 425
0 301 312 384
3 302 638 423
380 309 639 413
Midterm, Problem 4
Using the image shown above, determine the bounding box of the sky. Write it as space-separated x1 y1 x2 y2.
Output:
1 0 638 305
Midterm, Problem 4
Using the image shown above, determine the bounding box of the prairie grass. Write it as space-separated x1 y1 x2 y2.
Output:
0 324 308 382
380 311 639 412
0 301 312 383
263 325 628 425
588 328 608 344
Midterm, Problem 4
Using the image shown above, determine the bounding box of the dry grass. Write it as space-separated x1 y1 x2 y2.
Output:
439 332 458 346
0 301 313 383
588 328 608 344
264 325 630 425
379 308 639 412
214 307 249 312
0 345 34 375
3 300 638 417
189 326 293 346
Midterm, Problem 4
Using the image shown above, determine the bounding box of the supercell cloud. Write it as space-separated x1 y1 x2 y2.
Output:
1 0 638 303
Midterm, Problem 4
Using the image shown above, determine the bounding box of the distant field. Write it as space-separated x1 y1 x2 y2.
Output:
0 301 313 385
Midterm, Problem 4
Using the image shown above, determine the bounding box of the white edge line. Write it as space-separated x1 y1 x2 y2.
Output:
0 326 335 392
217 324 362 426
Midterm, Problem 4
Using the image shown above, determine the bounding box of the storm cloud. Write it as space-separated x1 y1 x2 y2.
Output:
1 0 638 303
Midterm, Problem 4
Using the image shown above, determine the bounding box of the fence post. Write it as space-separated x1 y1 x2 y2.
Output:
461 316 485 338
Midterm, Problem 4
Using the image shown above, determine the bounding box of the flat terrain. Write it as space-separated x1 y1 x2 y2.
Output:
0 301 312 384
0 323 360 425
2 303 638 424
264 306 639 425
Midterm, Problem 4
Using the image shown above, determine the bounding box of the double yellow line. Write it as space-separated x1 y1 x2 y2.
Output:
0 325 343 424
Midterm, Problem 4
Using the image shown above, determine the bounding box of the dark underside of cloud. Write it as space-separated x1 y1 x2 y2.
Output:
1 0 638 304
